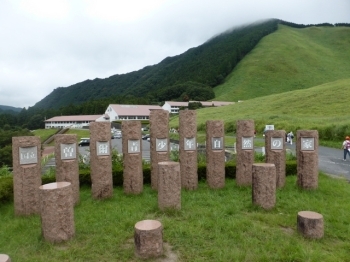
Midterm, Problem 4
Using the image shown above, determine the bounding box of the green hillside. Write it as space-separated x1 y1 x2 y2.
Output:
214 25 350 101
171 78 350 139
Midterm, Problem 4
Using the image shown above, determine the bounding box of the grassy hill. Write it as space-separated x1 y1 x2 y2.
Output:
170 78 350 140
214 25 350 101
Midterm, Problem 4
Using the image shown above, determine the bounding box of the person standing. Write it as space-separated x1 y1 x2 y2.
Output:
342 136 350 161
287 131 294 145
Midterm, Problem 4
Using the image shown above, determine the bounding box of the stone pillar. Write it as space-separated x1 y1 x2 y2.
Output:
149 109 170 190
39 182 75 243
134 220 163 259
296 130 319 189
0 254 11 262
90 122 113 199
158 161 181 210
179 110 198 190
236 120 255 186
206 120 225 189
252 163 276 210
54 134 80 205
122 120 143 194
12 136 42 216
297 211 324 239
265 130 286 188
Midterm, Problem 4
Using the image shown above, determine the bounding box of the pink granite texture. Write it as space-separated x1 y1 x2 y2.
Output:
12 136 42 216
297 211 324 239
158 161 181 210
252 163 276 210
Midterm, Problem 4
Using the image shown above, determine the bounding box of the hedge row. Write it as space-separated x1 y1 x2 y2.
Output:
0 161 297 204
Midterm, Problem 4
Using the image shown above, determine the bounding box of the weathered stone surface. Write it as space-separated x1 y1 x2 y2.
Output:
236 120 255 186
122 121 143 194
158 161 181 210
12 136 42 216
297 211 324 239
179 110 198 190
134 220 163 259
0 254 11 262
39 182 75 243
150 110 170 190
90 122 113 199
54 134 80 205
206 120 225 189
265 130 286 188
252 163 276 210
296 130 319 189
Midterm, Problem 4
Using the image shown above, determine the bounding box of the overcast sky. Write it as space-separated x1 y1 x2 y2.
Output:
1 0 349 108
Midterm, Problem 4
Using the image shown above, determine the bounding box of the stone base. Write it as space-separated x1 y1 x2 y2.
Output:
252 163 276 210
0 254 11 262
297 211 324 239
134 220 163 259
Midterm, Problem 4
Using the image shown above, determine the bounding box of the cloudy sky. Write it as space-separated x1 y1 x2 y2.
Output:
1 0 349 108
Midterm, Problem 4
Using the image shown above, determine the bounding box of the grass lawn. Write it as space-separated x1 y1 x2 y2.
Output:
1 174 350 261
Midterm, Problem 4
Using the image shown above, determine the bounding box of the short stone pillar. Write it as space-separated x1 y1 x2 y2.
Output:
252 163 276 210
12 136 42 216
122 120 143 194
265 130 286 188
150 109 170 190
39 182 75 243
296 130 319 189
236 120 255 186
90 122 113 199
134 220 163 259
206 120 225 189
0 254 11 262
54 134 80 205
179 110 198 190
158 161 181 210
297 211 324 239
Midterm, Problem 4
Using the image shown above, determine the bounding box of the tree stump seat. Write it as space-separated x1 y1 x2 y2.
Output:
134 220 163 259
297 211 324 239
0 254 11 262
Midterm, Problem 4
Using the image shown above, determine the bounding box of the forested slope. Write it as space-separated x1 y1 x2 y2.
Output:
214 24 350 101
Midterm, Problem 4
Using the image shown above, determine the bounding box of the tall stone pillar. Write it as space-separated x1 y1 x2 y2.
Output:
90 122 113 199
179 110 197 190
122 120 143 194
206 120 225 189
12 136 42 216
296 130 319 189
265 130 286 188
236 120 255 186
149 109 169 190
54 134 80 205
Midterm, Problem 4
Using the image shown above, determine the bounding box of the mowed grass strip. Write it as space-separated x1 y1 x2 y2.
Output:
1 174 350 261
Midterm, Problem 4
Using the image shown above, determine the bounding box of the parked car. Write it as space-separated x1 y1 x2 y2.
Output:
142 134 150 140
141 127 149 131
113 133 122 139
78 138 90 147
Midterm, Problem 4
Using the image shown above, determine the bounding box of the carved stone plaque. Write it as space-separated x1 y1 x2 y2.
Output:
301 137 315 151
19 146 38 165
128 139 140 153
156 138 168 152
96 141 110 156
242 137 254 150
184 137 196 151
60 143 76 160
271 138 283 150
212 137 223 150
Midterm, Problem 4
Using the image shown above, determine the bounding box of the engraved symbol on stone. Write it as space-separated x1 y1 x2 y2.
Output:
242 137 253 150
97 141 110 156
212 137 223 150
156 138 167 152
184 137 196 151
301 137 314 151
61 143 76 160
19 146 38 165
128 140 140 153
271 138 283 150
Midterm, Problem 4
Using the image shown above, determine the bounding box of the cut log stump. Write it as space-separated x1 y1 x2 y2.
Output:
297 211 324 239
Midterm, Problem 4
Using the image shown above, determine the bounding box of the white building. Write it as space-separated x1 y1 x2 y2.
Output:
162 101 234 114
44 115 107 129
104 104 162 121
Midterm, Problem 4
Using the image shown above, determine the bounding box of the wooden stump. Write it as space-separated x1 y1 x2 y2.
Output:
0 254 11 262
39 182 75 243
297 211 324 239
134 220 163 259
